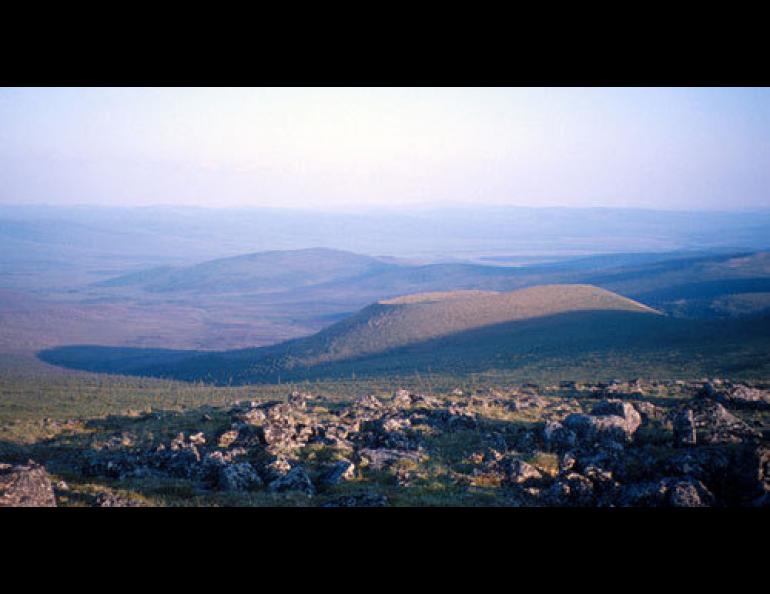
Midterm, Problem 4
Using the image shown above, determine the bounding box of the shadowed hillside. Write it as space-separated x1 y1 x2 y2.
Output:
39 284 705 384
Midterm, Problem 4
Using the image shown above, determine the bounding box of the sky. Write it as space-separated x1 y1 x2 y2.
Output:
0 87 769 211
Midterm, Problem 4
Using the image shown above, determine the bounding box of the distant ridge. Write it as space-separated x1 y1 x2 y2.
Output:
97 247 395 293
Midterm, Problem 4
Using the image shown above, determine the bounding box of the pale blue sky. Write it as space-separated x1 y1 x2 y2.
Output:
1 87 768 210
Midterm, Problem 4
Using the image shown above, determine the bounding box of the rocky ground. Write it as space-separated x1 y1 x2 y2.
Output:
1 379 769 507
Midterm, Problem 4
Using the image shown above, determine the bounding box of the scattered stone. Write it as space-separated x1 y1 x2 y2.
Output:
20 380 770 507
0 461 57 507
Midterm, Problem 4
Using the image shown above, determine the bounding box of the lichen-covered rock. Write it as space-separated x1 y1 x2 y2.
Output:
0 460 57 507
218 462 262 491
546 400 642 450
708 384 770 410
500 458 542 485
235 408 267 426
684 400 761 444
267 466 315 496
667 478 715 507
633 401 667 422
359 415 415 449
320 459 356 486
358 448 427 471
544 420 577 450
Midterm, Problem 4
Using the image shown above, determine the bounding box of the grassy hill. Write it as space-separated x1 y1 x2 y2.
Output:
43 284 706 383
38 281 770 385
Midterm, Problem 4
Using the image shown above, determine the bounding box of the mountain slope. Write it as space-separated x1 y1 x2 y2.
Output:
47 284 661 382
292 285 659 366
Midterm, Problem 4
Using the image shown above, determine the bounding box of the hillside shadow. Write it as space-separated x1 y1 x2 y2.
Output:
37 310 770 385
38 344 204 375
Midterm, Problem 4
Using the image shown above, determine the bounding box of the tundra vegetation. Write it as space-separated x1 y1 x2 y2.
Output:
2 365 768 507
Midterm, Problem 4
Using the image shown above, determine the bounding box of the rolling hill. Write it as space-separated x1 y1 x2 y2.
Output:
41 284 697 383
93 246 770 320
96 248 397 294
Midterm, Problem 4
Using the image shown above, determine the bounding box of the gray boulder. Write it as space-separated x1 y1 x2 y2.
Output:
686 400 761 444
358 448 427 471
555 400 642 447
219 462 262 492
320 459 356 486
268 466 315 496
616 477 714 507
714 385 770 410
501 459 542 485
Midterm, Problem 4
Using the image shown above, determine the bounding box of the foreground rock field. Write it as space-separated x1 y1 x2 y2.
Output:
2 379 769 507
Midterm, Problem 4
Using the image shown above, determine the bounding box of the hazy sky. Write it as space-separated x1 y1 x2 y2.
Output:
1 87 769 211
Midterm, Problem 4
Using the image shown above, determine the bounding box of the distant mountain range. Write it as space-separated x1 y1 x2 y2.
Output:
3 204 770 289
